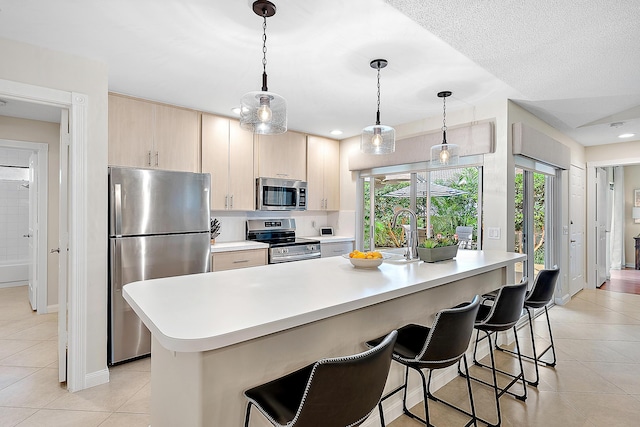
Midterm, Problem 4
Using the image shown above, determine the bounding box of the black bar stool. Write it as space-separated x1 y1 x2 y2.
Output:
366 296 481 427
243 330 397 427
460 281 528 427
489 266 560 386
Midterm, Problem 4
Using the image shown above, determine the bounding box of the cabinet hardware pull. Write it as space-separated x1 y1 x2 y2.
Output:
147 151 152 166
155 151 159 166
233 259 249 264
225 195 228 209
230 194 233 209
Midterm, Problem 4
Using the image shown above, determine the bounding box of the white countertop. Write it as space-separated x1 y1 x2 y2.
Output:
123 250 524 353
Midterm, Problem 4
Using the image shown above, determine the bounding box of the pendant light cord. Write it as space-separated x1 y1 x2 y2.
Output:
441 94 447 145
261 14 268 91
375 65 381 125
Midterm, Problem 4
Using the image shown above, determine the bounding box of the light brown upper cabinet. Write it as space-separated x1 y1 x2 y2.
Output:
256 131 306 181
306 136 340 210
201 114 255 211
108 94 199 172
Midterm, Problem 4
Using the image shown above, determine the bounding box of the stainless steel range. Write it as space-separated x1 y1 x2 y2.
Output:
246 219 320 264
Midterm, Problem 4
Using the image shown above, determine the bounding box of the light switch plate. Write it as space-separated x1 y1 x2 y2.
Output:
487 227 500 239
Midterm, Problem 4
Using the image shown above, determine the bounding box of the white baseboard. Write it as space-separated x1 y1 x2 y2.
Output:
46 304 59 313
0 281 27 289
555 293 570 305
84 368 110 389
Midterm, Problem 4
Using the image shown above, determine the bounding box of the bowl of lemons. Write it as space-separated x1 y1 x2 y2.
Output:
343 250 386 268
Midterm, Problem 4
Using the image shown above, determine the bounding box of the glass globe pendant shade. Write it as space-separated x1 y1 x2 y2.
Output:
240 91 287 135
430 142 459 166
361 124 395 154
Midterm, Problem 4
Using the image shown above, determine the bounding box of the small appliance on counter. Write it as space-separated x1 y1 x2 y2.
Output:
108 167 211 365
319 226 334 236
247 218 320 263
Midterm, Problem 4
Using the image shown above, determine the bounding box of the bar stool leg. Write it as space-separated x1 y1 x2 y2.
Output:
461 354 478 427
244 402 252 427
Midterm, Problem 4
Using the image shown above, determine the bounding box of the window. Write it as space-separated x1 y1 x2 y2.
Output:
361 167 481 251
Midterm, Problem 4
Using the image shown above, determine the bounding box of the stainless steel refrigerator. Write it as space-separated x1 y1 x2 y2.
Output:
108 167 211 364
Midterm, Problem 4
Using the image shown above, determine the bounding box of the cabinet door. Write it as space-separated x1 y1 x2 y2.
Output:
202 114 230 210
323 137 340 210
211 249 268 272
257 131 306 181
306 136 325 210
306 136 340 210
108 94 153 168
228 120 255 211
154 104 200 172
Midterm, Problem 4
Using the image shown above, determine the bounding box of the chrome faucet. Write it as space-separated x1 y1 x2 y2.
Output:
391 208 419 260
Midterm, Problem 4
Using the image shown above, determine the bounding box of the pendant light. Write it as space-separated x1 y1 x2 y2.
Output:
361 59 395 155
240 0 287 135
430 91 459 166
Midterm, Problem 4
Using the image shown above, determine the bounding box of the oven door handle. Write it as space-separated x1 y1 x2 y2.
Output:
270 252 322 263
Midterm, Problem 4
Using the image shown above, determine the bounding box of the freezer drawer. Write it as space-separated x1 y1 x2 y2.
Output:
108 233 210 364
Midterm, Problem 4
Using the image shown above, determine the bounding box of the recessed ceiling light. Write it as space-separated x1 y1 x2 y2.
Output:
231 107 241 115
619 133 635 138
330 129 343 136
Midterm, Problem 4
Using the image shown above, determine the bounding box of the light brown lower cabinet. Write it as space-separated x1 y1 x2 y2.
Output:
211 249 268 272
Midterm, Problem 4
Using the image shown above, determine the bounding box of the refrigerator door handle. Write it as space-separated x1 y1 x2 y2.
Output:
112 239 123 292
114 183 122 237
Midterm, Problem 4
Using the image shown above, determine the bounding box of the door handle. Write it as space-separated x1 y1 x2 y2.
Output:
23 234 32 238
50 248 60 253
570 240 576 243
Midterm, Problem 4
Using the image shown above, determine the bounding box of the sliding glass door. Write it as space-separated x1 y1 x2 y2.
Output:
515 164 557 283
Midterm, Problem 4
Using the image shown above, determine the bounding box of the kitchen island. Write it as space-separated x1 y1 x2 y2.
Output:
124 250 524 426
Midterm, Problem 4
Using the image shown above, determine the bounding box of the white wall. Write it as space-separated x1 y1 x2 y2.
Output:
0 37 109 377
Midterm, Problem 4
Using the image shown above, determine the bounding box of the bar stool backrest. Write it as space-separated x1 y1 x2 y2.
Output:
526 266 560 308
415 295 481 369
476 281 528 331
290 330 397 427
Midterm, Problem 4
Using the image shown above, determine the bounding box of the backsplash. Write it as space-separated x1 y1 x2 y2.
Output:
210 210 356 242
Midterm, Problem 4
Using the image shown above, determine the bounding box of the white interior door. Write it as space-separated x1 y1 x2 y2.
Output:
58 110 69 383
595 167 608 287
27 152 38 310
569 165 585 296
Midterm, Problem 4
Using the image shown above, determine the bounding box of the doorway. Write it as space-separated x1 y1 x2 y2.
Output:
0 141 49 312
514 163 559 283
0 78 89 392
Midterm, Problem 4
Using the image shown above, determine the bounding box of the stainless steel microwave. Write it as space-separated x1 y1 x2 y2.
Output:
256 177 307 211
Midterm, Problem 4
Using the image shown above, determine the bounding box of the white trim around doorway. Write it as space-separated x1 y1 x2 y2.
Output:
0 78 91 392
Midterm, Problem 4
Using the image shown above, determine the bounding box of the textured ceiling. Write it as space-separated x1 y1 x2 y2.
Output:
0 0 639 146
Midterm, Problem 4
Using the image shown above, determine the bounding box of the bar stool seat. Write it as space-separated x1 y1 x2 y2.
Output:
243 330 397 427
367 296 481 427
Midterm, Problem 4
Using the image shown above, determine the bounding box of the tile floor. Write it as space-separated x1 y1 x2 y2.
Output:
2 284 640 426
0 285 149 427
